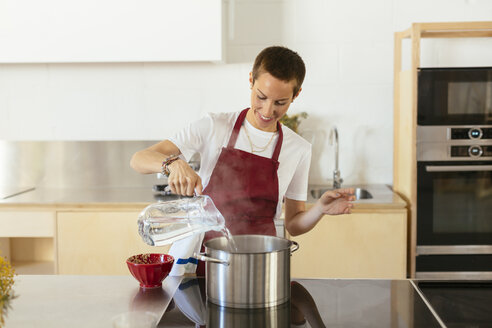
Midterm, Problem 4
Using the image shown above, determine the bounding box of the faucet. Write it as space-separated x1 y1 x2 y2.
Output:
330 126 343 189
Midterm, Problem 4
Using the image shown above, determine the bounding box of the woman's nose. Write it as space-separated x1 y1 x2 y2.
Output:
262 101 275 117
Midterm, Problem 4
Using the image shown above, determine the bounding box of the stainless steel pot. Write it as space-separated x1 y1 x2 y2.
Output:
197 234 299 309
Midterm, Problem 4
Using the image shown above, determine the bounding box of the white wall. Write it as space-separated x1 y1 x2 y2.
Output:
1 0 492 186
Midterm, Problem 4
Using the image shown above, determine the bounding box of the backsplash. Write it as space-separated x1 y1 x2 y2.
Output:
0 141 160 188
1 1 491 187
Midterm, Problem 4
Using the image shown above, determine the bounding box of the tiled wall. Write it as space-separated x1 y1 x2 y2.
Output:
1 0 491 185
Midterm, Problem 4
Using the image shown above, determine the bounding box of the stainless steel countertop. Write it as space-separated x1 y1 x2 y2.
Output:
5 275 446 328
5 275 182 328
307 184 407 209
0 184 406 210
0 187 286 235
0 187 174 205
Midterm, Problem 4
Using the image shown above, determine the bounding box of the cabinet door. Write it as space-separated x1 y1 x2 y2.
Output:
289 210 407 279
0 0 222 63
57 211 170 275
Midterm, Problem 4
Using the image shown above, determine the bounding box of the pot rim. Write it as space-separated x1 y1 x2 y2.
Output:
204 234 295 255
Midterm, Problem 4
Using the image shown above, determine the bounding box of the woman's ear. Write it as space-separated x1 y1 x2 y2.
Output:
249 72 253 89
292 87 302 102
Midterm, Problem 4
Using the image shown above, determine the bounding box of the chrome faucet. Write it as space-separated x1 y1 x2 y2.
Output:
330 126 343 189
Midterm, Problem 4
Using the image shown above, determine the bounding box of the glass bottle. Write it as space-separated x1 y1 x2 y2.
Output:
138 195 225 246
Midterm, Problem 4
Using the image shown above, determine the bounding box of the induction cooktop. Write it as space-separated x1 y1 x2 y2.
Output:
416 280 492 328
156 278 442 328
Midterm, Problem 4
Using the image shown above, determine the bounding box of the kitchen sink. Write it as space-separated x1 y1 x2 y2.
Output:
310 187 373 200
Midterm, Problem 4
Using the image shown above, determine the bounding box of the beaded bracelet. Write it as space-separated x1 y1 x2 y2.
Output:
161 154 180 177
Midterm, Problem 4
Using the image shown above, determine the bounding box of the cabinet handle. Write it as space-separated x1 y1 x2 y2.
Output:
425 165 492 172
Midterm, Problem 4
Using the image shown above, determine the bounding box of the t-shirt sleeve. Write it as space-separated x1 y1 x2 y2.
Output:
284 143 312 201
168 114 214 161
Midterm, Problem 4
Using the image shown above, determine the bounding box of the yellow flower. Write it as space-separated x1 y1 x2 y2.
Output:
0 254 16 325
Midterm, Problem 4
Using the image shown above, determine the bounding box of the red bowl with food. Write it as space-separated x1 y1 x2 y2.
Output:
126 253 174 289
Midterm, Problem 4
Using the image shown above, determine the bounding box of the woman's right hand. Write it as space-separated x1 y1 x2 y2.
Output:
167 159 203 196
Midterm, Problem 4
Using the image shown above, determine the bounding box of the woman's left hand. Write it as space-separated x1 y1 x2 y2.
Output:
284 188 355 236
317 188 355 215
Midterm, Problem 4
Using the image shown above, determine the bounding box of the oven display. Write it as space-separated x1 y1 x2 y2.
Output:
450 127 492 140
451 145 492 157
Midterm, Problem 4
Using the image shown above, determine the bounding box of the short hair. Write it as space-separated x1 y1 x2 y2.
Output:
252 46 306 97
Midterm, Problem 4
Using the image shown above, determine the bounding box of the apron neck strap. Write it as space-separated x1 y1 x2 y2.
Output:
228 108 249 147
272 124 283 162
228 108 283 162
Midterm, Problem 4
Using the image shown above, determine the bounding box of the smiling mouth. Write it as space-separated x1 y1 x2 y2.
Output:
255 110 274 122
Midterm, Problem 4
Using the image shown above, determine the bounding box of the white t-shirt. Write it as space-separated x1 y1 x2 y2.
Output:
169 111 312 220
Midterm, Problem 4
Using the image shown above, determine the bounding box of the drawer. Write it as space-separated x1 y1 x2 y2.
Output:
0 211 55 237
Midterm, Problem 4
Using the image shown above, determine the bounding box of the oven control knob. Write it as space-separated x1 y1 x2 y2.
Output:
468 128 483 139
468 145 483 157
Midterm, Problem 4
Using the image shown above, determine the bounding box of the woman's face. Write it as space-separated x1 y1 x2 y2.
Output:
247 72 300 132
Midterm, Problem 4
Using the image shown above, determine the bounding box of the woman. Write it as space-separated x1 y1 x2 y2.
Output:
130 46 354 260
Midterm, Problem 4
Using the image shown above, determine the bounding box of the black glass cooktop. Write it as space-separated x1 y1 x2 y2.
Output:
417 280 492 328
157 278 442 328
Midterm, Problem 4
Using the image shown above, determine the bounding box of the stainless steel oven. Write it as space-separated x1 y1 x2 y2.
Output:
416 125 492 279
418 67 492 125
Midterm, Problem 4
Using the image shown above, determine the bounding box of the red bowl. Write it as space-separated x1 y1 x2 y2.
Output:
126 253 174 289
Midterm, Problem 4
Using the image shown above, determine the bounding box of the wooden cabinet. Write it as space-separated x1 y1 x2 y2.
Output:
0 210 56 274
56 211 169 275
2 194 406 277
0 206 170 275
288 208 407 279
0 0 223 63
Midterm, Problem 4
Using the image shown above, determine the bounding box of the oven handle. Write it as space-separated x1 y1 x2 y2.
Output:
426 165 492 172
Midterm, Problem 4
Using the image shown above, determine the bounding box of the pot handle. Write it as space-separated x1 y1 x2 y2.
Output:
290 241 299 254
194 253 230 266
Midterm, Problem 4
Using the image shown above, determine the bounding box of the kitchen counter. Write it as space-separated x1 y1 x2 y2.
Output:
0 187 177 209
3 275 451 328
0 184 405 277
0 186 285 237
4 275 182 328
0 184 406 209
307 184 407 210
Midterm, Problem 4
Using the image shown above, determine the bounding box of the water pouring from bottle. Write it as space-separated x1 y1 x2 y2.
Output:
220 227 237 252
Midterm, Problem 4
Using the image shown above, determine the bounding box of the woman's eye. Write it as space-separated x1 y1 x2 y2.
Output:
276 102 287 106
257 95 267 100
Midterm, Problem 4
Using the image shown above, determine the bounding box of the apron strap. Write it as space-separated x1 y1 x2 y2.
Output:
227 108 248 148
272 123 283 162
227 108 283 162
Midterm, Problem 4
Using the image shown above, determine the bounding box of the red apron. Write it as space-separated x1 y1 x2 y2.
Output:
196 108 283 276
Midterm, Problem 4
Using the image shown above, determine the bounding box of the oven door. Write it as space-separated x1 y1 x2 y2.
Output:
417 161 492 278
417 161 492 246
418 67 492 125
